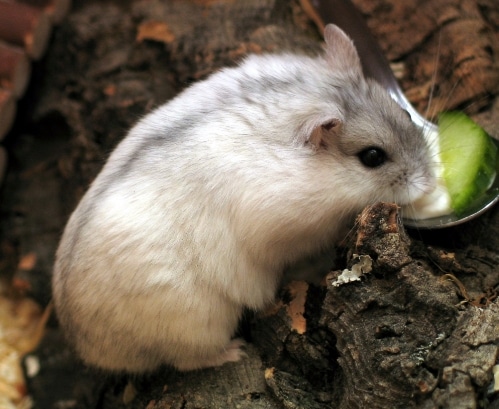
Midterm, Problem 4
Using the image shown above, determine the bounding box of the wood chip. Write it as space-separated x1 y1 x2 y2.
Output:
136 21 175 44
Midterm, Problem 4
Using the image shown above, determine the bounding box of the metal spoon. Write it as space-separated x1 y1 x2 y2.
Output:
311 0 499 228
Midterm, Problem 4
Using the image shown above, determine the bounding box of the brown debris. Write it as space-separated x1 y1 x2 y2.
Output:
285 281 308 335
136 20 176 44
0 1 52 60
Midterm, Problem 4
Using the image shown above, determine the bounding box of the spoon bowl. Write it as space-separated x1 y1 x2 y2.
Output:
312 0 499 228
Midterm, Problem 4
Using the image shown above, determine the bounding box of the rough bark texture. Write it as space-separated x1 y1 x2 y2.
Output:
254 203 499 409
0 0 498 408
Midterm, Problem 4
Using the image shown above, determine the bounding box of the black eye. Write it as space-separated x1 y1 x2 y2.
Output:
358 147 387 168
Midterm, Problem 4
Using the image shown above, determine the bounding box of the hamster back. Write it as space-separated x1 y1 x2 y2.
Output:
52 25 435 372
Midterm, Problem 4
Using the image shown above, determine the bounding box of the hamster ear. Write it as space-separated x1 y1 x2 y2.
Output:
323 24 362 77
307 118 343 150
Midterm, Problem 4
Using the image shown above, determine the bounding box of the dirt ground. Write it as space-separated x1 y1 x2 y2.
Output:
0 0 498 408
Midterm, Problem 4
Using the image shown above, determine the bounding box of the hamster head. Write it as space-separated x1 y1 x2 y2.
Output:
299 25 436 210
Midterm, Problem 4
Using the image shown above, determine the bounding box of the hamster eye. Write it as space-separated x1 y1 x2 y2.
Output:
358 147 387 168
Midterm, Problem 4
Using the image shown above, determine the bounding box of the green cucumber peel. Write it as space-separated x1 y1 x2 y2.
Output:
438 111 498 215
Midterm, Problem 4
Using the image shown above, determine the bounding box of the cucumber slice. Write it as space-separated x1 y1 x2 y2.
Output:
438 111 498 215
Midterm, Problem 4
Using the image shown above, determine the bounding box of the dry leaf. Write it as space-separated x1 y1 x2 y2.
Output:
136 21 175 44
18 253 37 271
285 281 308 334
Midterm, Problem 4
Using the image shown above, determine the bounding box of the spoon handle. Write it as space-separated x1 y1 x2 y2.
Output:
312 0 435 130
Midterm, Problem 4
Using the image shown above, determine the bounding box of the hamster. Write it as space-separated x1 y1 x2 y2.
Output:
52 24 435 373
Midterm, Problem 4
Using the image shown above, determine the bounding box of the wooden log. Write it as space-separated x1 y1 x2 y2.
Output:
0 42 31 98
15 0 72 24
0 0 52 60
0 88 16 140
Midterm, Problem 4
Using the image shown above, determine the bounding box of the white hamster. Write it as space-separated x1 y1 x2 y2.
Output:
52 24 435 372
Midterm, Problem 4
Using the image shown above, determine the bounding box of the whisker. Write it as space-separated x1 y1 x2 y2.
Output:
425 29 442 125
438 78 462 115
458 94 493 115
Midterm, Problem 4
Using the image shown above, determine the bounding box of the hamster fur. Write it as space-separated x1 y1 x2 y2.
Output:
52 25 435 372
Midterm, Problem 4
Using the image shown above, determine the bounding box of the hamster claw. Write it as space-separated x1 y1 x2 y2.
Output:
223 338 248 361
175 338 247 371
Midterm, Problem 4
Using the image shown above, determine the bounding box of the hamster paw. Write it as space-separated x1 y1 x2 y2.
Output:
222 338 248 363
175 338 247 371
